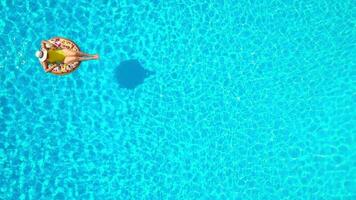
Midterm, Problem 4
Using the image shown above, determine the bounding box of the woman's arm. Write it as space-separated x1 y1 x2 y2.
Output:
41 61 55 72
41 40 54 49
45 64 57 72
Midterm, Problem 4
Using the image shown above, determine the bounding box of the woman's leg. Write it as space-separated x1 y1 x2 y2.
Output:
64 56 98 64
62 49 97 57
77 57 98 61
64 56 81 64
74 51 97 57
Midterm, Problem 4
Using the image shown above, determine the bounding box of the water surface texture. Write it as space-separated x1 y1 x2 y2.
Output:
1 0 355 199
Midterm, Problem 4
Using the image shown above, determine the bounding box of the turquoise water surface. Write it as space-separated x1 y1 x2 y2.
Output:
1 0 355 199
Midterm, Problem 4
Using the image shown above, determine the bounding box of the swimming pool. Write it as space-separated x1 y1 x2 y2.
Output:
1 0 355 199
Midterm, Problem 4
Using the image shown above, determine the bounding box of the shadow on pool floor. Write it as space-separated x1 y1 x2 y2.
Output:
114 60 154 89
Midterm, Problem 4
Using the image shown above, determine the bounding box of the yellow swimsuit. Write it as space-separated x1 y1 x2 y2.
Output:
47 49 65 63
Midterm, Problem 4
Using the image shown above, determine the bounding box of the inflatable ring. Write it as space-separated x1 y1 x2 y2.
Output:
47 37 81 75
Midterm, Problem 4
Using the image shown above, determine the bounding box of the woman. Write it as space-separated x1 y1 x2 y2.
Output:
35 40 99 72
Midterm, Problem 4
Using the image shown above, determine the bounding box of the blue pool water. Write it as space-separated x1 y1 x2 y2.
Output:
1 0 355 199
